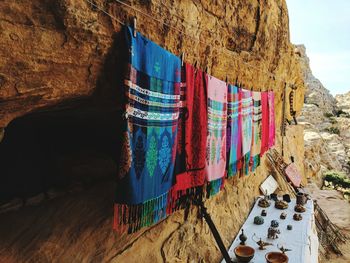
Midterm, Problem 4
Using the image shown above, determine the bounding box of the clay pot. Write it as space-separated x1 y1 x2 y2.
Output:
258 198 271 208
294 204 306 213
234 245 255 263
296 192 307 205
280 212 287 220
275 200 288 210
265 252 289 263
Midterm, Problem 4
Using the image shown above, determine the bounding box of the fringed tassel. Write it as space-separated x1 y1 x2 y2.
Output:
243 152 251 175
228 161 238 177
167 186 205 214
113 192 169 234
251 154 260 172
206 177 225 197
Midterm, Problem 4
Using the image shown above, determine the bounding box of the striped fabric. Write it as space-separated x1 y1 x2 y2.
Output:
114 26 181 233
241 89 253 175
169 63 207 212
226 85 242 177
113 27 278 234
251 91 262 171
205 74 228 195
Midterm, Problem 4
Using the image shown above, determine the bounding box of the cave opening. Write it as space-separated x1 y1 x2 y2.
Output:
0 103 122 205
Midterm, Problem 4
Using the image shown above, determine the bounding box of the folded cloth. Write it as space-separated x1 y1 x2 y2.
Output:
251 91 262 171
260 91 269 156
241 88 253 175
205 74 227 195
226 85 242 177
268 91 275 148
114 26 181 233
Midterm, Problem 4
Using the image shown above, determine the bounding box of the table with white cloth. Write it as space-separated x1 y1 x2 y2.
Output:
222 197 319 263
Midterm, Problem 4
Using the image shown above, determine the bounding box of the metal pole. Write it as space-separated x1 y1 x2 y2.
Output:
196 200 232 263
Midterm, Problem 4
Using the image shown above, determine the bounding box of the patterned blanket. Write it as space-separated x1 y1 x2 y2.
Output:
114 26 181 233
113 27 278 233
226 85 242 177
241 88 253 175
205 74 227 195
251 91 262 171
170 63 207 211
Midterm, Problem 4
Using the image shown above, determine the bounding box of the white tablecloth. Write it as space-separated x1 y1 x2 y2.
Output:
222 197 319 263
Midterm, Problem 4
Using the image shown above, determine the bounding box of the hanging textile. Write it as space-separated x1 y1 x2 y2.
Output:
260 91 269 156
170 63 207 211
172 65 187 182
241 89 253 175
268 90 276 148
205 74 227 195
226 85 242 177
251 91 262 171
114 26 181 233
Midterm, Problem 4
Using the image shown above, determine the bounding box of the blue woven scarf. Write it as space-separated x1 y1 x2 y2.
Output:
114 26 181 233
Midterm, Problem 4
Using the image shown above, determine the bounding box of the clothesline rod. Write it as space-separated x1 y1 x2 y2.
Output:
85 0 293 87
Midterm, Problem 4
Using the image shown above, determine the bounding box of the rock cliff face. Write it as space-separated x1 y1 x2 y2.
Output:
0 1 305 262
336 92 350 115
296 45 350 182
335 92 350 165
295 45 336 114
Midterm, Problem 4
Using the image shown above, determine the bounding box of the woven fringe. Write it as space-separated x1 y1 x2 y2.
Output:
167 186 204 214
206 177 225 197
243 152 251 175
113 192 168 234
227 161 238 177
251 154 260 172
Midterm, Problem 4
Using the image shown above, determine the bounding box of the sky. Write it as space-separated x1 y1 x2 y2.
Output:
286 0 350 95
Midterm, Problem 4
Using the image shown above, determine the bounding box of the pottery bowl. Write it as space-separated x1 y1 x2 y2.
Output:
265 252 289 263
234 245 255 262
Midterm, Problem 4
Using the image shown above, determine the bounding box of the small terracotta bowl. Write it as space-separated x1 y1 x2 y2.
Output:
234 245 255 262
265 252 289 263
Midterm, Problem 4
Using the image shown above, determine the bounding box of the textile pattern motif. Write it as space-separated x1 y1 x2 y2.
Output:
114 26 181 233
251 91 262 172
241 89 253 175
227 85 241 176
205 75 228 182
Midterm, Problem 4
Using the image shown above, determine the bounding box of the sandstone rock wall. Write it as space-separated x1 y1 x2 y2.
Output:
0 1 306 262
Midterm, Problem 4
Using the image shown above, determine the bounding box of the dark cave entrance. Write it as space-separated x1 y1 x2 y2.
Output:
0 103 122 204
